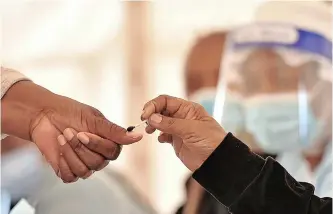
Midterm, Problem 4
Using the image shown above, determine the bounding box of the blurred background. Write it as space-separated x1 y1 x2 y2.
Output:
1 1 331 214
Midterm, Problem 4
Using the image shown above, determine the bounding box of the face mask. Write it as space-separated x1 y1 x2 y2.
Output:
189 87 216 115
1 145 47 202
244 94 322 153
220 94 245 133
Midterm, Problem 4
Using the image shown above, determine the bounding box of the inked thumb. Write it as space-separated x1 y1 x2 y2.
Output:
148 114 188 136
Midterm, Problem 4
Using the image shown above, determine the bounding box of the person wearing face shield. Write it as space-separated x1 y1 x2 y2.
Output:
177 30 281 214
213 23 332 199
139 23 332 212
176 32 230 214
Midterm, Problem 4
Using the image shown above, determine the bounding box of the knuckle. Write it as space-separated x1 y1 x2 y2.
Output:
193 103 206 117
143 101 152 110
151 101 159 112
72 140 84 152
106 145 120 160
79 109 89 128
88 140 99 151
90 107 104 118
158 94 169 101
106 147 116 160
194 103 205 112
157 94 167 99
85 116 98 134
183 103 194 114
105 149 115 160
166 118 176 127
109 122 125 134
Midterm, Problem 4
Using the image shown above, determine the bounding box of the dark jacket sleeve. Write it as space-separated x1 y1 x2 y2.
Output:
193 133 332 214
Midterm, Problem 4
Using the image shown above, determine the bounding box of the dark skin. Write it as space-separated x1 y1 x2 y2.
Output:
1 79 142 183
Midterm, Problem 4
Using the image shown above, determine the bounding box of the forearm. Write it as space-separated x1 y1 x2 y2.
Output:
193 133 332 214
1 71 59 140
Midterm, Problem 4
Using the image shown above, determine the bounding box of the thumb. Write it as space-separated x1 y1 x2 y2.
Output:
148 114 189 136
91 117 143 145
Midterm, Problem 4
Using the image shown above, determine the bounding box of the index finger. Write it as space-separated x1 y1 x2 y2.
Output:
89 117 143 145
141 95 184 120
77 132 122 160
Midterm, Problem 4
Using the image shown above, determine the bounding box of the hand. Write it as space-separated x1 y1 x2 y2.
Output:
141 95 227 171
57 128 121 182
1 81 143 182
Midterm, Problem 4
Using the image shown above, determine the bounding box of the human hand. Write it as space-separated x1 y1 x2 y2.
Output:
141 95 227 171
56 128 125 182
1 81 143 182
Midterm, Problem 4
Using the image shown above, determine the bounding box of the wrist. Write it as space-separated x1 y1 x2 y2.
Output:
195 128 227 171
1 81 59 140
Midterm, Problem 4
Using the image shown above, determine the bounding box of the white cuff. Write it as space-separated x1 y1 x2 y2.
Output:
1 67 31 99
1 134 8 140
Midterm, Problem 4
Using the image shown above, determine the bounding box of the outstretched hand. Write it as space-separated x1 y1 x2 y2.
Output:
2 81 143 182
141 95 227 171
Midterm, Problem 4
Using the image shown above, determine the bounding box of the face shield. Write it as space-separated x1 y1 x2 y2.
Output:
213 23 332 154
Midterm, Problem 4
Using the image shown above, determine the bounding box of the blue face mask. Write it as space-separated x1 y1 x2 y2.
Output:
244 95 322 153
220 95 245 134
199 99 215 115
189 88 217 116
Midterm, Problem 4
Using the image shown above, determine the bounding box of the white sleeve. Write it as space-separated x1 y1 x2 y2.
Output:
1 67 31 99
1 67 31 139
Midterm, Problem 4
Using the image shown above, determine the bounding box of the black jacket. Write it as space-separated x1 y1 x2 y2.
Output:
193 133 332 214
176 154 277 214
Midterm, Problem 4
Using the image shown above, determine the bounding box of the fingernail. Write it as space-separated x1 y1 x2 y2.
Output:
77 133 89 144
151 114 162 123
57 135 67 146
126 131 143 139
63 128 74 141
159 132 164 136
73 177 79 182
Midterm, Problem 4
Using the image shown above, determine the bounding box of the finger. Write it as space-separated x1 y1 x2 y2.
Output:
63 128 105 171
148 113 190 136
77 132 122 160
57 135 92 179
145 125 156 134
141 95 185 121
158 132 173 143
58 156 78 183
91 118 143 145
